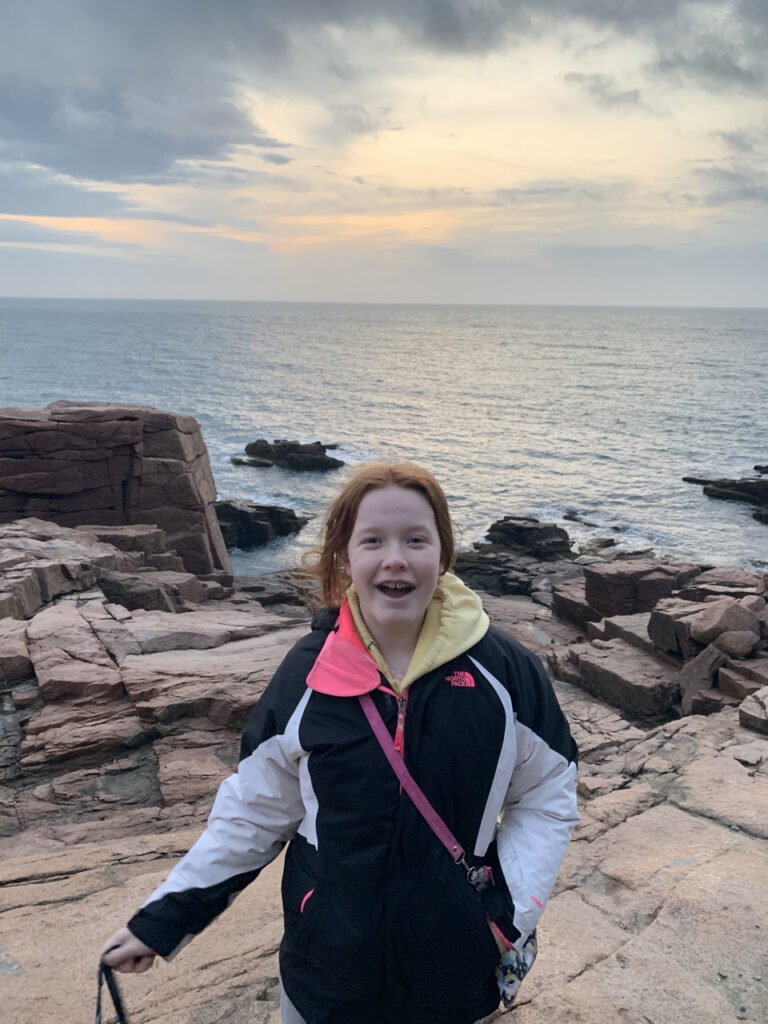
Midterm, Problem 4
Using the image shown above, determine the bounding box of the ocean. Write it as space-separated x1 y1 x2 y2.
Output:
1 298 767 575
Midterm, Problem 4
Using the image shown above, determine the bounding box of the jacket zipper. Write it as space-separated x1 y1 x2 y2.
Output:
394 693 408 755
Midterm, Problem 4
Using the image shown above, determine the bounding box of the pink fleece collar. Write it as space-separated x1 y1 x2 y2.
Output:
306 599 382 696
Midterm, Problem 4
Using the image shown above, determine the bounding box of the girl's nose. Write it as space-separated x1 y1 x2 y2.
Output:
381 543 407 568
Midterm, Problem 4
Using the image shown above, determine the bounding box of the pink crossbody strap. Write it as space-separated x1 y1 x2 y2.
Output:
358 692 465 864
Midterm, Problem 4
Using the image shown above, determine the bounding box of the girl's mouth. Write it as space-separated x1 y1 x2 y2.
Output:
377 582 415 598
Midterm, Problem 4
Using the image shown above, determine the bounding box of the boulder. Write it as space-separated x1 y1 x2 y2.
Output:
739 686 768 735
647 596 710 659
583 559 701 617
215 499 309 550
689 597 760 645
713 629 761 658
96 567 204 612
0 402 232 578
483 516 573 559
238 438 344 471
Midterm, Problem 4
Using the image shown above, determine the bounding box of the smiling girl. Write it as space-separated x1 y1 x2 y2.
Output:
102 463 579 1024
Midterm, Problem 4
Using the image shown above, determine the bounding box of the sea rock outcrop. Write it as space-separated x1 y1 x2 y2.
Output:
215 499 309 549
685 469 768 524
0 401 232 578
455 516 579 605
232 439 343 471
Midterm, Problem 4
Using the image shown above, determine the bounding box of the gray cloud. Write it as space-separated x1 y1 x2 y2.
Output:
0 217 137 249
2 1 767 195
695 165 768 205
261 153 293 165
0 164 134 216
564 72 645 109
715 130 757 154
655 41 764 91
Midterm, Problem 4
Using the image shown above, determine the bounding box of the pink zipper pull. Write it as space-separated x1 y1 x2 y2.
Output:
394 695 407 755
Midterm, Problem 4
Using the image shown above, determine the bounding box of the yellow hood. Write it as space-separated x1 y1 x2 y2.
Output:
346 571 489 695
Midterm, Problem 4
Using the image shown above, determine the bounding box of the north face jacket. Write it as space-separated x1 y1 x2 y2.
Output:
128 583 579 1024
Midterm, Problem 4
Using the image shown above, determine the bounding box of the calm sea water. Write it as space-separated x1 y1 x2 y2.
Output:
1 298 767 574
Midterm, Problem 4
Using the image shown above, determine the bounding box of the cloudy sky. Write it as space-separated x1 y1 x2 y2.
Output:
2 1 767 305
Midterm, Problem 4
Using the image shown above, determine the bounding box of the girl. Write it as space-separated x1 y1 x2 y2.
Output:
102 463 579 1024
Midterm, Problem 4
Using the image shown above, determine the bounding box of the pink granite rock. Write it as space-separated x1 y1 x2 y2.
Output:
0 402 232 578
583 560 701 617
647 596 710 659
0 619 32 682
679 566 766 601
573 637 681 719
739 686 768 735
713 629 761 658
680 644 727 714
689 597 760 644
25 604 124 701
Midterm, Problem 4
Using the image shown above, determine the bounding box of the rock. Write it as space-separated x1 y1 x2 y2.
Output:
740 686 768 735
573 637 681 720
0 401 232 577
713 629 761 658
689 597 760 644
680 644 728 714
239 438 344 471
86 604 292 660
482 516 573 559
0 517 132 619
718 666 766 700
551 579 602 628
119 625 308 726
647 596 710 658
583 559 701 617
756 464 768 474
215 499 309 550
0 619 32 683
679 566 766 601
96 567 204 612
454 549 581 601
702 475 768 508
20 701 148 769
25 604 124 702
235 572 314 609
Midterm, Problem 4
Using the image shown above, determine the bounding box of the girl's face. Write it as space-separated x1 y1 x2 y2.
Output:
344 486 442 648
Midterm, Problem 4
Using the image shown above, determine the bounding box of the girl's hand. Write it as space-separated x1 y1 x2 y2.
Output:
101 927 158 974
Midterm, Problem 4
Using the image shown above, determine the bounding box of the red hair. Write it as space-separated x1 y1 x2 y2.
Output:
307 463 455 606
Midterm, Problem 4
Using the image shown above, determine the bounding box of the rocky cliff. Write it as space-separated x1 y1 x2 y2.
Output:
0 401 232 578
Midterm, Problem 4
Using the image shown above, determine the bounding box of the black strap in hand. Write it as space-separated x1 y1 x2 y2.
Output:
96 963 130 1024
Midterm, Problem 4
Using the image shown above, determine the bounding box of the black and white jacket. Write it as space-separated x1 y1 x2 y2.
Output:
129 593 579 1024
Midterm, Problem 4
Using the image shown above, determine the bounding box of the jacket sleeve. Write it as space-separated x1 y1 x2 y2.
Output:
128 645 315 959
481 636 579 950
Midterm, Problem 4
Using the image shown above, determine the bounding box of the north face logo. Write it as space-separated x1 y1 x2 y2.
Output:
447 670 475 688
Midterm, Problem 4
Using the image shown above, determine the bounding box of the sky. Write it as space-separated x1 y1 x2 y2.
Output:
2 1 768 306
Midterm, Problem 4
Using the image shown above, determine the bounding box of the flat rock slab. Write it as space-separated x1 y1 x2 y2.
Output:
120 626 308 725
0 832 286 1024
574 637 681 719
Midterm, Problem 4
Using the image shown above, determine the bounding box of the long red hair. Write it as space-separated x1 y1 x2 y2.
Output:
307 463 455 606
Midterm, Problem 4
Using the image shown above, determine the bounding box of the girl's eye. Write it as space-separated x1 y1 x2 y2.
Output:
361 536 380 545
408 536 426 545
